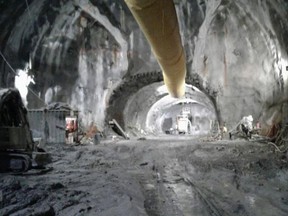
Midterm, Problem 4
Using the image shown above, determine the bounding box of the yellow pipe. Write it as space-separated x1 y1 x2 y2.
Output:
125 0 186 98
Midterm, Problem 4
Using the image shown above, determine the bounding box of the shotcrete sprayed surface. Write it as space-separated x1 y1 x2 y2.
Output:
1 138 288 216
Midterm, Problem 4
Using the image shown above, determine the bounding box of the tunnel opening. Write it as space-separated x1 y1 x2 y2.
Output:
122 82 217 137
149 99 216 136
105 70 221 138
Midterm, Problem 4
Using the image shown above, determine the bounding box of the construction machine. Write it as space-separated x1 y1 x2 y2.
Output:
0 88 36 173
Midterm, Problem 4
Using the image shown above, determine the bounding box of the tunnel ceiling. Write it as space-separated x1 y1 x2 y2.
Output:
0 0 288 133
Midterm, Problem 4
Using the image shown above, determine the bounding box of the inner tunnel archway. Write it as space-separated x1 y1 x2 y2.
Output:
106 72 220 136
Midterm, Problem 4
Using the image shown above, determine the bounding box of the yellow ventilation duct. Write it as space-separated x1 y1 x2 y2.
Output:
125 0 186 98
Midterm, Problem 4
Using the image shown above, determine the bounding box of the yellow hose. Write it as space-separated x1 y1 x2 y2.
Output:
125 0 186 98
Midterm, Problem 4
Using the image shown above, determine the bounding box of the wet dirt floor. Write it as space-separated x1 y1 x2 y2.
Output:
1 136 288 216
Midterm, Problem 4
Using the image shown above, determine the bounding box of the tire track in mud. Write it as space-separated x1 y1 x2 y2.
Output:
151 144 250 216
131 158 184 215
158 142 288 216
159 159 229 216
112 140 288 216
124 142 230 216
180 173 231 216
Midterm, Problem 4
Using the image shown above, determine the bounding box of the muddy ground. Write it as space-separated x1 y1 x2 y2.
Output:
1 136 288 216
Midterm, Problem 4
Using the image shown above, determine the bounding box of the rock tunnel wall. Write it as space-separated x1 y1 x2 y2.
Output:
190 0 288 130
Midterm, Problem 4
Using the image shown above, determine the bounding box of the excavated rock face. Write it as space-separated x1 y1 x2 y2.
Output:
190 0 288 133
0 0 287 134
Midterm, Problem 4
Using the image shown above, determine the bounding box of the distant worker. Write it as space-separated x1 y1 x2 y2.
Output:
220 122 227 139
229 115 253 139
66 120 76 143
66 120 75 133
240 115 253 138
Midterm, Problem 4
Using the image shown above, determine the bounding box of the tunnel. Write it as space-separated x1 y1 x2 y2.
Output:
1 0 287 136
1 0 288 215
122 82 217 136
1 0 288 138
